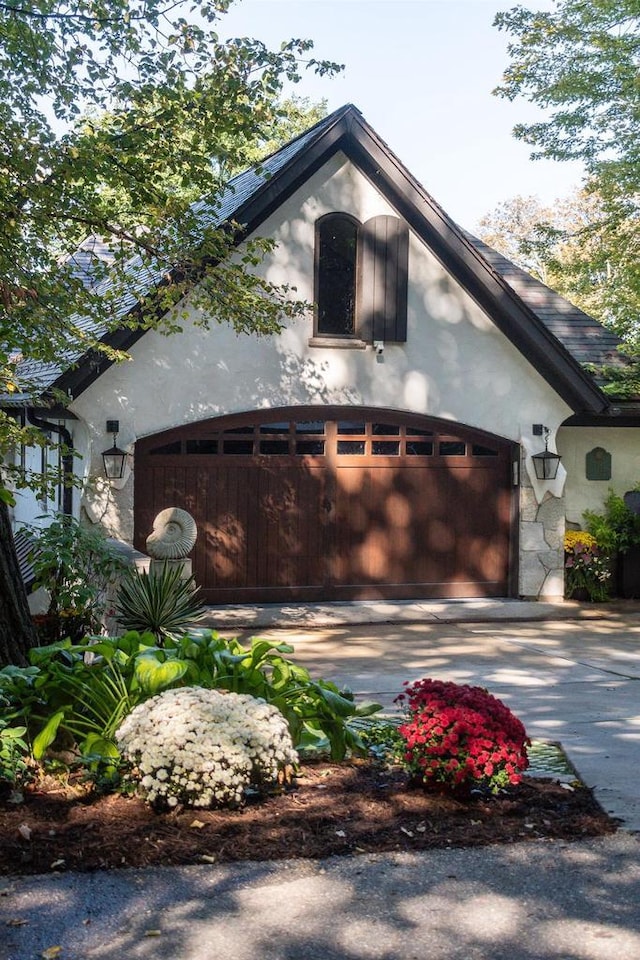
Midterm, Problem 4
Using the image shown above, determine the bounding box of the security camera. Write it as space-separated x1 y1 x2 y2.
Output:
374 340 385 356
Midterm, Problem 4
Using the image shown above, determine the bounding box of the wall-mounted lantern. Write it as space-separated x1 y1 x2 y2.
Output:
101 419 127 480
531 424 562 481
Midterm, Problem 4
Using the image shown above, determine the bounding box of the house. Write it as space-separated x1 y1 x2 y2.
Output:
5 104 640 604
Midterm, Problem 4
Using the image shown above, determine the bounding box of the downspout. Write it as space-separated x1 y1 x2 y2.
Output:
26 410 74 517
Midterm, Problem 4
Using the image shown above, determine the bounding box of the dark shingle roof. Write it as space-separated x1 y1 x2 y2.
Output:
466 233 625 371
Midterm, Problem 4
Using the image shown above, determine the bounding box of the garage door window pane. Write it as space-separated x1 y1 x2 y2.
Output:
186 439 218 454
223 440 254 454
337 440 365 455
150 441 182 455
440 441 466 456
373 441 400 455
295 421 325 434
472 444 499 457
406 441 433 456
338 421 365 435
260 440 290 454
372 423 400 435
296 440 325 455
224 425 253 434
259 423 289 435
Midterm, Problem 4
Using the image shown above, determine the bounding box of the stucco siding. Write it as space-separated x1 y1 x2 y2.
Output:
559 426 640 527
71 153 570 448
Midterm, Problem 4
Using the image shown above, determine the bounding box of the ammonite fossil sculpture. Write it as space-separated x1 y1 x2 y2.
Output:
146 507 198 559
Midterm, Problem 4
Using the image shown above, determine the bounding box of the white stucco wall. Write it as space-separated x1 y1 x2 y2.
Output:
71 155 571 455
559 426 640 527
67 152 572 596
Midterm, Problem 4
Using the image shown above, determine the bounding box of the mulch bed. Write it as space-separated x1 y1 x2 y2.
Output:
0 760 617 876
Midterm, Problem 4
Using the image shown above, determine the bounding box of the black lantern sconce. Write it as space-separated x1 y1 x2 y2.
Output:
531 424 562 481
101 419 127 480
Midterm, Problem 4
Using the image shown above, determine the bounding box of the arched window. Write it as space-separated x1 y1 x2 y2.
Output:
315 214 359 337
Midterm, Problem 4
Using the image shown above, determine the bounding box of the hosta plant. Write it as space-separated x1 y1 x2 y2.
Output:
115 562 206 641
0 718 30 791
395 678 529 794
116 686 298 808
0 629 380 780
166 630 382 759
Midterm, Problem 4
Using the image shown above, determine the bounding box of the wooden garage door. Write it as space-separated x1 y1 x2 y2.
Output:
135 408 516 602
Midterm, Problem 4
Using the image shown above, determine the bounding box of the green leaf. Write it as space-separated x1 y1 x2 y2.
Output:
310 683 359 718
134 655 189 695
28 639 72 665
0 487 15 506
80 732 120 761
353 700 383 717
32 710 66 760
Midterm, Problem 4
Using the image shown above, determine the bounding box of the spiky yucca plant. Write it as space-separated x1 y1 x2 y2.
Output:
115 563 206 643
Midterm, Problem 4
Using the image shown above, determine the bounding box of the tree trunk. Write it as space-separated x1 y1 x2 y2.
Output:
0 500 38 666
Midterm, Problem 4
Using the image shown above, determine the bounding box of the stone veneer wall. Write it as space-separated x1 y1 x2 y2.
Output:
519 455 566 600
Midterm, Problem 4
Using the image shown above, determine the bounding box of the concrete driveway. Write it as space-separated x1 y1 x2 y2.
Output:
234 614 640 831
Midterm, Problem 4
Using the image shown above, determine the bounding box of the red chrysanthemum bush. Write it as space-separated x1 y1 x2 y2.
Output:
395 679 529 794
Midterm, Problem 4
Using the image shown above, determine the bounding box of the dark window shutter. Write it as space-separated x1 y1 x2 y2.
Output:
358 215 409 342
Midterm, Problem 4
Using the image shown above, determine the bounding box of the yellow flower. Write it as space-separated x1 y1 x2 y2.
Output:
564 530 597 552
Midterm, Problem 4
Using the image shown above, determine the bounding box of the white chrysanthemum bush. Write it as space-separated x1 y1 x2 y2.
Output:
115 686 298 809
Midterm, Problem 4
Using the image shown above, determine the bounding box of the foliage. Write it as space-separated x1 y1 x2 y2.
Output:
0 716 30 788
0 630 380 778
493 1 640 383
349 715 405 765
583 490 640 555
25 514 126 639
0 1 338 664
563 532 611 602
115 562 206 642
394 678 529 794
0 634 178 777
168 630 381 760
476 187 640 394
0 0 341 404
476 194 560 284
494 1 639 182
116 686 297 808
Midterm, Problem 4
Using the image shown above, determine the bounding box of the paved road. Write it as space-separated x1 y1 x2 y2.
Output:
3 835 640 960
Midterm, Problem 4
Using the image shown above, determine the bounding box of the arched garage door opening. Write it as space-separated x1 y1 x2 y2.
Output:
135 407 518 603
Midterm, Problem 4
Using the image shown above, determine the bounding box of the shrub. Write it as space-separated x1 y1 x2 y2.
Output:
167 631 381 760
583 490 640 556
348 715 404 765
25 514 126 642
563 531 611 601
116 687 298 808
115 562 206 642
395 678 529 794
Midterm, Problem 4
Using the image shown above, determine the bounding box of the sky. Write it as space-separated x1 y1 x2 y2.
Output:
220 0 583 230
